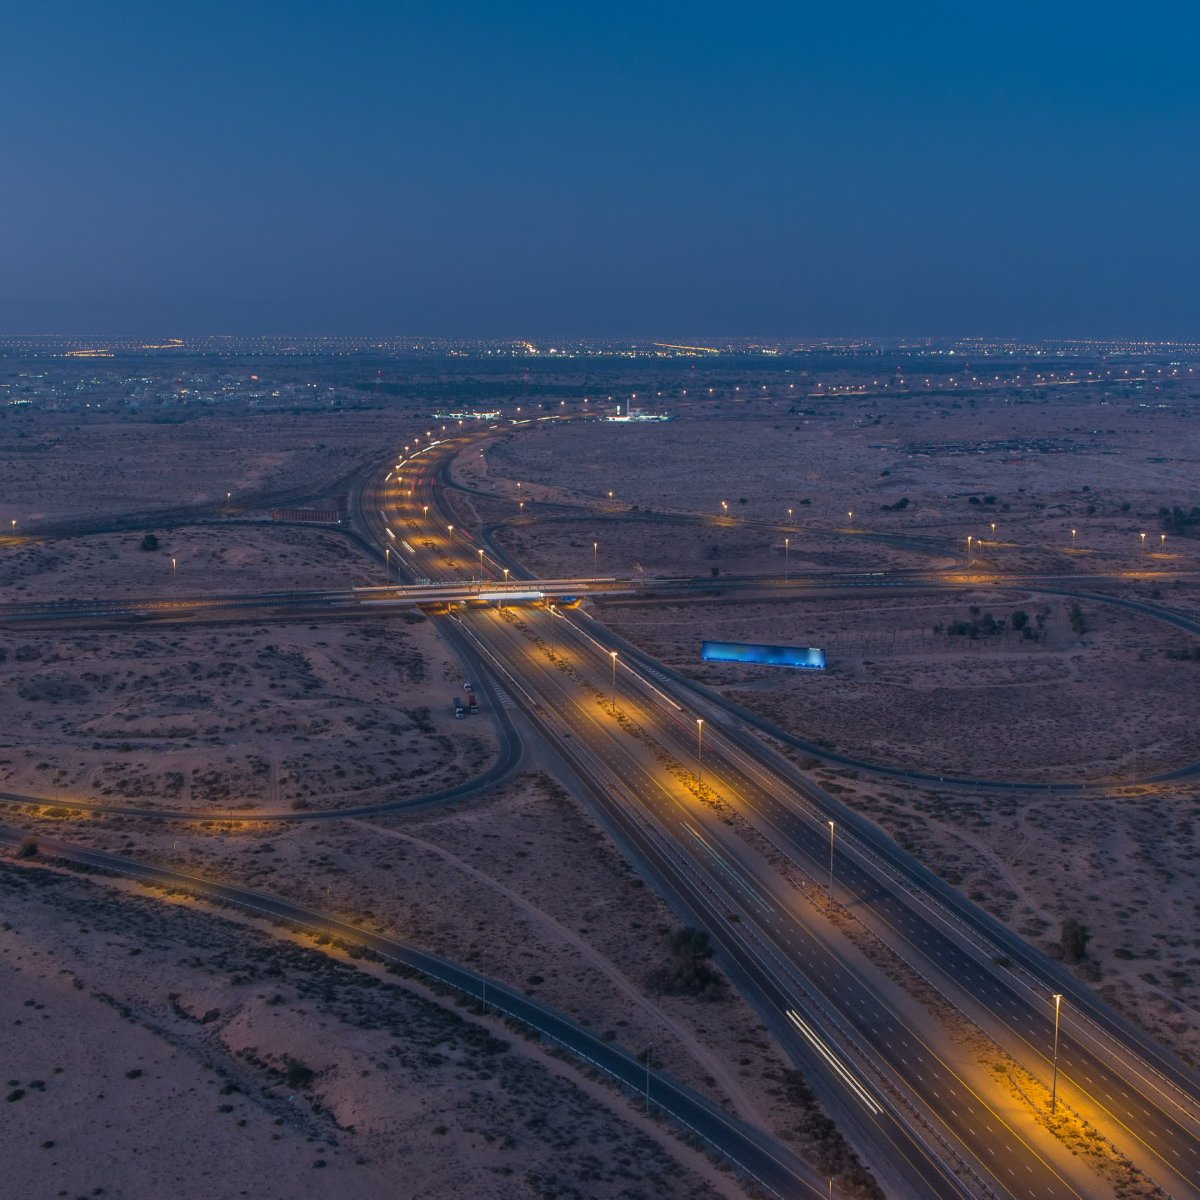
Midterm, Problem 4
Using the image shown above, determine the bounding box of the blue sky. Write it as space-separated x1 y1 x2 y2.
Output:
2 2 1197 336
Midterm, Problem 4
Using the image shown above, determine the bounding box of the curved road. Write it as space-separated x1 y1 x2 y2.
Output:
0 825 825 1200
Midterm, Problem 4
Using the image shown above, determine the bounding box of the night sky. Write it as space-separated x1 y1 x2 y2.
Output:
3 2 1197 337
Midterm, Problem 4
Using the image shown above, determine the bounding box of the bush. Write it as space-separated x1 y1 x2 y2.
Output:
1061 918 1091 963
16 837 37 859
283 1057 315 1088
648 926 724 998
139 533 159 551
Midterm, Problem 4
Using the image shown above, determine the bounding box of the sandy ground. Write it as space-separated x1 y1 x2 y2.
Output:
602 589 1200 783
483 390 1200 573
0 406 416 530
0 524 387 599
5 770 880 1197
0 855 736 1200
0 614 491 812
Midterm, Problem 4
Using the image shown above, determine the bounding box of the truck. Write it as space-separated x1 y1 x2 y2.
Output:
466 689 478 714
452 696 465 719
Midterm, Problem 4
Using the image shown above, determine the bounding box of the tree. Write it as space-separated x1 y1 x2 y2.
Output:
139 533 159 552
1011 610 1030 632
1061 918 1090 963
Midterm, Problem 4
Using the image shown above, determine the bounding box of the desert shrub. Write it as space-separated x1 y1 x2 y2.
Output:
283 1057 315 1088
648 926 724 998
1061 918 1091 963
16 837 37 859
139 533 159 551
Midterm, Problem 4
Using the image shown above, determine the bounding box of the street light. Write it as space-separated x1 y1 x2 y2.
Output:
478 547 485 581
990 522 996 538
696 718 704 787
423 504 429 518
847 510 853 525
787 507 794 522
593 541 598 566
171 557 177 574
610 651 618 712
447 525 454 543
721 499 728 515
1051 993 1063 1113
1140 532 1147 558
966 535 973 565
385 545 391 580
827 821 836 910
784 536 789 576
1160 533 1166 550
1071 528 1077 550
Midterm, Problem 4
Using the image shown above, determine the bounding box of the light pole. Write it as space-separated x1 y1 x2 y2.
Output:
1160 532 1166 551
827 820 836 910
1140 531 1146 559
696 718 704 787
593 541 598 567
787 507 794 523
721 499 728 516
423 504 429 519
385 546 391 580
1051 993 1063 1113
1071 528 1076 550
966 535 973 566
784 536 789 577
847 510 853 526
478 547 485 581
447 524 454 542
990 521 996 538
610 651 618 713
171 556 177 575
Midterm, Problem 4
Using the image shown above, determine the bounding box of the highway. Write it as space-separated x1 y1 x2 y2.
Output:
6 422 1200 1195
362 430 1200 1199
0 825 827 1200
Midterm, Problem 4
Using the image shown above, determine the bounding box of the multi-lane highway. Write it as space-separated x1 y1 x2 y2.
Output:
360 430 1200 1199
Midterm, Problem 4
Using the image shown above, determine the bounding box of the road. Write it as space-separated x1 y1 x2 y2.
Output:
0 825 827 1200
360 430 1200 1199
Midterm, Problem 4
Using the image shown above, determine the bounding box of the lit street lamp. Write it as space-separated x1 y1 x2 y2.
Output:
593 541 598 566
696 718 704 787
478 547 485 581
827 820 836 910
784 536 789 576
1051 993 1063 1113
610 650 618 712
1140 531 1147 559
966 535 973 565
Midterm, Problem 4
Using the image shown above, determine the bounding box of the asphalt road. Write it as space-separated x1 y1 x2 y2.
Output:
370 430 1200 1199
0 825 826 1200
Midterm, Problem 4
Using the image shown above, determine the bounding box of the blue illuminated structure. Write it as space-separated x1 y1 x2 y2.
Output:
701 641 826 670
